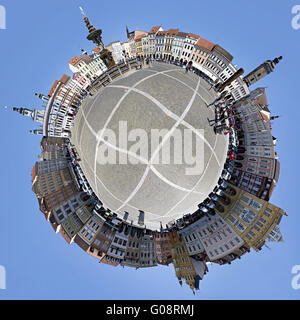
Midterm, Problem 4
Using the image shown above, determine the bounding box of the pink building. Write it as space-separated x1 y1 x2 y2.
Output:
72 72 89 91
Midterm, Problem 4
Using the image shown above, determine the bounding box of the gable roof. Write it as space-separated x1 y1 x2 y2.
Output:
149 26 161 33
188 33 200 39
157 30 167 36
195 37 215 51
176 31 188 37
69 56 81 66
167 28 179 35
214 44 233 62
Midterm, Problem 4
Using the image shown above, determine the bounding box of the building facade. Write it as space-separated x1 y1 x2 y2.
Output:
203 44 233 81
171 32 188 61
212 183 285 251
105 41 125 64
180 33 200 64
190 37 214 73
155 232 173 266
148 26 163 58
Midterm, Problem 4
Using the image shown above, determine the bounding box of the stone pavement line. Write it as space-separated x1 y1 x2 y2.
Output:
145 67 215 118
78 68 157 154
91 127 204 194
108 85 220 167
80 94 205 196
90 67 206 199
92 68 178 198
161 71 215 109
114 77 202 213
149 130 221 222
77 146 163 218
77 64 222 227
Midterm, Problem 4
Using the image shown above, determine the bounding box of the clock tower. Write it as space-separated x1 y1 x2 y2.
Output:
243 56 282 87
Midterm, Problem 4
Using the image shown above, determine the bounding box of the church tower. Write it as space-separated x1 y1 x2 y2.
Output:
11 107 45 124
35 93 49 103
243 56 282 87
29 129 43 135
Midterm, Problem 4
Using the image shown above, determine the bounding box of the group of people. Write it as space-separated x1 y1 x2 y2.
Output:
207 91 238 135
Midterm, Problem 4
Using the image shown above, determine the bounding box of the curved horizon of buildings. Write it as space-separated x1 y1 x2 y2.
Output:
9 22 286 294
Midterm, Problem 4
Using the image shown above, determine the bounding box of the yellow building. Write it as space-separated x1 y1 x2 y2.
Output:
135 33 147 58
213 183 286 251
169 231 207 292
163 29 179 60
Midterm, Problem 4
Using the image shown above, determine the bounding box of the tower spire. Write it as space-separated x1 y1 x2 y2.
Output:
29 129 43 135
79 6 103 49
9 106 45 124
243 56 283 87
35 93 49 102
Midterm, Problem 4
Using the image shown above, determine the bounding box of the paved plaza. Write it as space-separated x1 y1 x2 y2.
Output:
71 62 228 230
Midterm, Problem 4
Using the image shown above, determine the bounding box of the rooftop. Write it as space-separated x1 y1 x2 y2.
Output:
149 26 161 33
196 37 215 51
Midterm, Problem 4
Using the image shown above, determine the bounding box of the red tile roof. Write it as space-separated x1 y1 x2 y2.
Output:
106 40 121 47
134 31 147 40
92 48 100 53
176 31 188 37
48 80 59 97
195 37 215 51
60 74 70 84
188 33 200 39
157 30 167 36
149 26 161 33
167 28 179 35
135 34 144 40
69 56 81 66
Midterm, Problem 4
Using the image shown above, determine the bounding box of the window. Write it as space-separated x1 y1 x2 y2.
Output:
263 211 271 217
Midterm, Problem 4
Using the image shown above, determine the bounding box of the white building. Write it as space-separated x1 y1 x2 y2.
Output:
141 34 150 58
108 226 130 262
245 145 277 159
244 130 275 147
121 41 131 59
69 49 107 82
179 217 208 256
155 30 167 58
171 31 188 61
203 44 233 81
219 64 250 101
139 235 157 268
180 33 200 63
196 214 245 262
105 41 125 64
148 26 163 58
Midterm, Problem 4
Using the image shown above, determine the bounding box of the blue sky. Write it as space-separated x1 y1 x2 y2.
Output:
0 0 299 300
